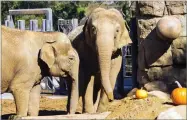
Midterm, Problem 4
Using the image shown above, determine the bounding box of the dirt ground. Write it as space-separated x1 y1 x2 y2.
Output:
1 95 174 119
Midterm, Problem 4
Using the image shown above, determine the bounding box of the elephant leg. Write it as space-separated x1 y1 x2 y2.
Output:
93 89 101 112
97 55 122 112
66 77 79 114
28 84 41 116
66 78 72 113
93 74 101 112
83 75 95 113
10 74 34 117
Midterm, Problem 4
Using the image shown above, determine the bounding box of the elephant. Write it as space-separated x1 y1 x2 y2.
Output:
68 7 132 113
2 26 79 118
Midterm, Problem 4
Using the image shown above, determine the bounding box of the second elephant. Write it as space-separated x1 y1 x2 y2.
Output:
68 7 132 113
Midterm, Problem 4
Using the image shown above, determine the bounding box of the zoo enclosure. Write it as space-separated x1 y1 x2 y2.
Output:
4 8 137 96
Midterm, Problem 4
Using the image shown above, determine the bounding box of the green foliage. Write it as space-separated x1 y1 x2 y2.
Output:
14 15 44 29
1 1 134 30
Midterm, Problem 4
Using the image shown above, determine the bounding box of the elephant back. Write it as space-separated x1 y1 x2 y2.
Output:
68 25 84 42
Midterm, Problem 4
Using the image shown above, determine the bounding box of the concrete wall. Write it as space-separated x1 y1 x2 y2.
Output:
136 1 186 92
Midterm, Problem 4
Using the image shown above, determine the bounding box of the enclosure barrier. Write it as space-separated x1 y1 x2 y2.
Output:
58 18 78 34
4 8 132 96
5 15 14 28
29 19 38 31
9 8 53 30
17 20 25 30
5 8 53 31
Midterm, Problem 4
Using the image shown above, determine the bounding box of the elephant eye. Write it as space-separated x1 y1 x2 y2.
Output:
91 26 96 34
68 55 74 60
69 57 73 60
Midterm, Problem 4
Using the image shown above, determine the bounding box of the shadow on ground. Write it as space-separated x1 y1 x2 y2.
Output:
1 110 79 119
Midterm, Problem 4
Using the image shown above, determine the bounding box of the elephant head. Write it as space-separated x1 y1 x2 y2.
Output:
83 8 132 101
40 34 79 114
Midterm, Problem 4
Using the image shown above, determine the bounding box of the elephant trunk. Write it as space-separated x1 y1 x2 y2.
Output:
96 35 114 101
67 49 79 114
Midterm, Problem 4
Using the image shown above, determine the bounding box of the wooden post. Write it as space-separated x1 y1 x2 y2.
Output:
30 19 38 31
71 18 78 29
6 15 15 28
46 20 52 31
42 19 46 32
17 20 25 30
5 20 10 27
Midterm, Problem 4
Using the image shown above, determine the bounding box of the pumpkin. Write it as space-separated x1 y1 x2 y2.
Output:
135 88 148 99
171 81 186 105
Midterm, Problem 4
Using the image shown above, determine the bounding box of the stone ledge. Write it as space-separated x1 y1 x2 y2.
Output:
21 112 111 119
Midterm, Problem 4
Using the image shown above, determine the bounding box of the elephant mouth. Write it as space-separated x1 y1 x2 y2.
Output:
111 48 121 59
60 71 68 77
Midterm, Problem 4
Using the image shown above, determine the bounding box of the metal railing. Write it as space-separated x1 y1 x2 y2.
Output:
5 8 53 31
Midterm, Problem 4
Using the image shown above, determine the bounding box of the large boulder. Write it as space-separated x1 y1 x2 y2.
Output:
144 81 168 92
157 105 187 119
173 15 187 37
137 69 149 86
172 48 186 65
156 16 182 41
147 66 172 82
171 37 186 65
165 1 187 15
137 1 165 17
136 0 186 94
148 90 170 101
137 17 160 41
137 15 186 41
172 37 187 49
138 38 172 69
167 67 186 87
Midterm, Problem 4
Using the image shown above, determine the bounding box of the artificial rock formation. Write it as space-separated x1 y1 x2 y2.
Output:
136 1 186 93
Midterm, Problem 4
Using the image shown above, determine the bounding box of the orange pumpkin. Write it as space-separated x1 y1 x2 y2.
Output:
135 88 148 99
171 81 187 105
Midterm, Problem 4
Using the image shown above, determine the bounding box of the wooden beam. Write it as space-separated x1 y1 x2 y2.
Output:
21 112 111 119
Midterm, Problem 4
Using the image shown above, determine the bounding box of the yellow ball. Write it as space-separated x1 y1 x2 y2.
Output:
135 89 148 99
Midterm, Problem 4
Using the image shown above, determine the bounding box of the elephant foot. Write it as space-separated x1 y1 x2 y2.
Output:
97 104 107 113
8 115 22 120
83 109 95 114
83 106 95 114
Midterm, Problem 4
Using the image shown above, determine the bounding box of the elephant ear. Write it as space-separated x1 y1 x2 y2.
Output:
109 8 132 49
118 22 132 48
40 44 55 68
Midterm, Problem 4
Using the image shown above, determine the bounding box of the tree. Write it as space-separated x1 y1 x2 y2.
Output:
1 1 89 30
1 1 132 30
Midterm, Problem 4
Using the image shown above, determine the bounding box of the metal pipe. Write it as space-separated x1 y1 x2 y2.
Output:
9 8 53 31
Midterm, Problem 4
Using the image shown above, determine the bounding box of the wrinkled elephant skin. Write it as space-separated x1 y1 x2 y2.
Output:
68 7 132 113
2 26 80 118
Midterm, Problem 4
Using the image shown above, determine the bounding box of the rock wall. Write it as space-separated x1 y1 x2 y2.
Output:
136 1 186 93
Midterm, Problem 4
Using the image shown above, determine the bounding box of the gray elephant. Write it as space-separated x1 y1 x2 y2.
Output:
2 26 79 118
68 8 132 113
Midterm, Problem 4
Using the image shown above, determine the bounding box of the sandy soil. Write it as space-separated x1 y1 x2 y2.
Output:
1 95 174 119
